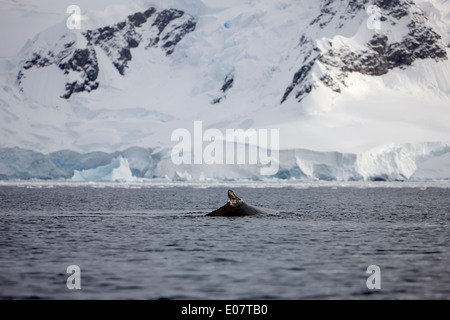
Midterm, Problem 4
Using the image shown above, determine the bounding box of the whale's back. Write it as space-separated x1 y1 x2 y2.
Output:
206 203 277 216
206 189 278 216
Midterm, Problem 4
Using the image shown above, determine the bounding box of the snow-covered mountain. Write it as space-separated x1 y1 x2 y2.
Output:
0 0 449 181
17 7 197 99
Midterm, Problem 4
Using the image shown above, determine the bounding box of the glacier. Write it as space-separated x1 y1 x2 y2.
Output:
0 0 449 181
0 141 449 182
71 156 139 182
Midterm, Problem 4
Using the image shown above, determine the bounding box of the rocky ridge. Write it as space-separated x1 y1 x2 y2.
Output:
281 0 448 103
17 7 196 99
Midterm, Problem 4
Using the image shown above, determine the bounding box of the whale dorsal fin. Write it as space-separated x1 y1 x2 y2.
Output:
228 189 244 207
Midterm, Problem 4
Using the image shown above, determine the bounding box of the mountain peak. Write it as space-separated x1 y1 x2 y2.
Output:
18 6 196 99
281 0 448 104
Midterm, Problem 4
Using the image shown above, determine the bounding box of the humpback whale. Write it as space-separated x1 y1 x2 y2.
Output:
206 190 276 216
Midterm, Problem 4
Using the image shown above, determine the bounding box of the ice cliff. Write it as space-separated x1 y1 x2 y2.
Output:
0 142 448 182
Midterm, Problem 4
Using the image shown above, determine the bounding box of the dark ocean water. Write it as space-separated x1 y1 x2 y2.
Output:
0 184 449 299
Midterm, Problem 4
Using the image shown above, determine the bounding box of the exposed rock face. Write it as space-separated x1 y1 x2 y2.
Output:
60 47 99 99
18 7 196 99
19 42 100 99
212 71 235 104
83 8 196 75
16 1 447 104
281 0 448 103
